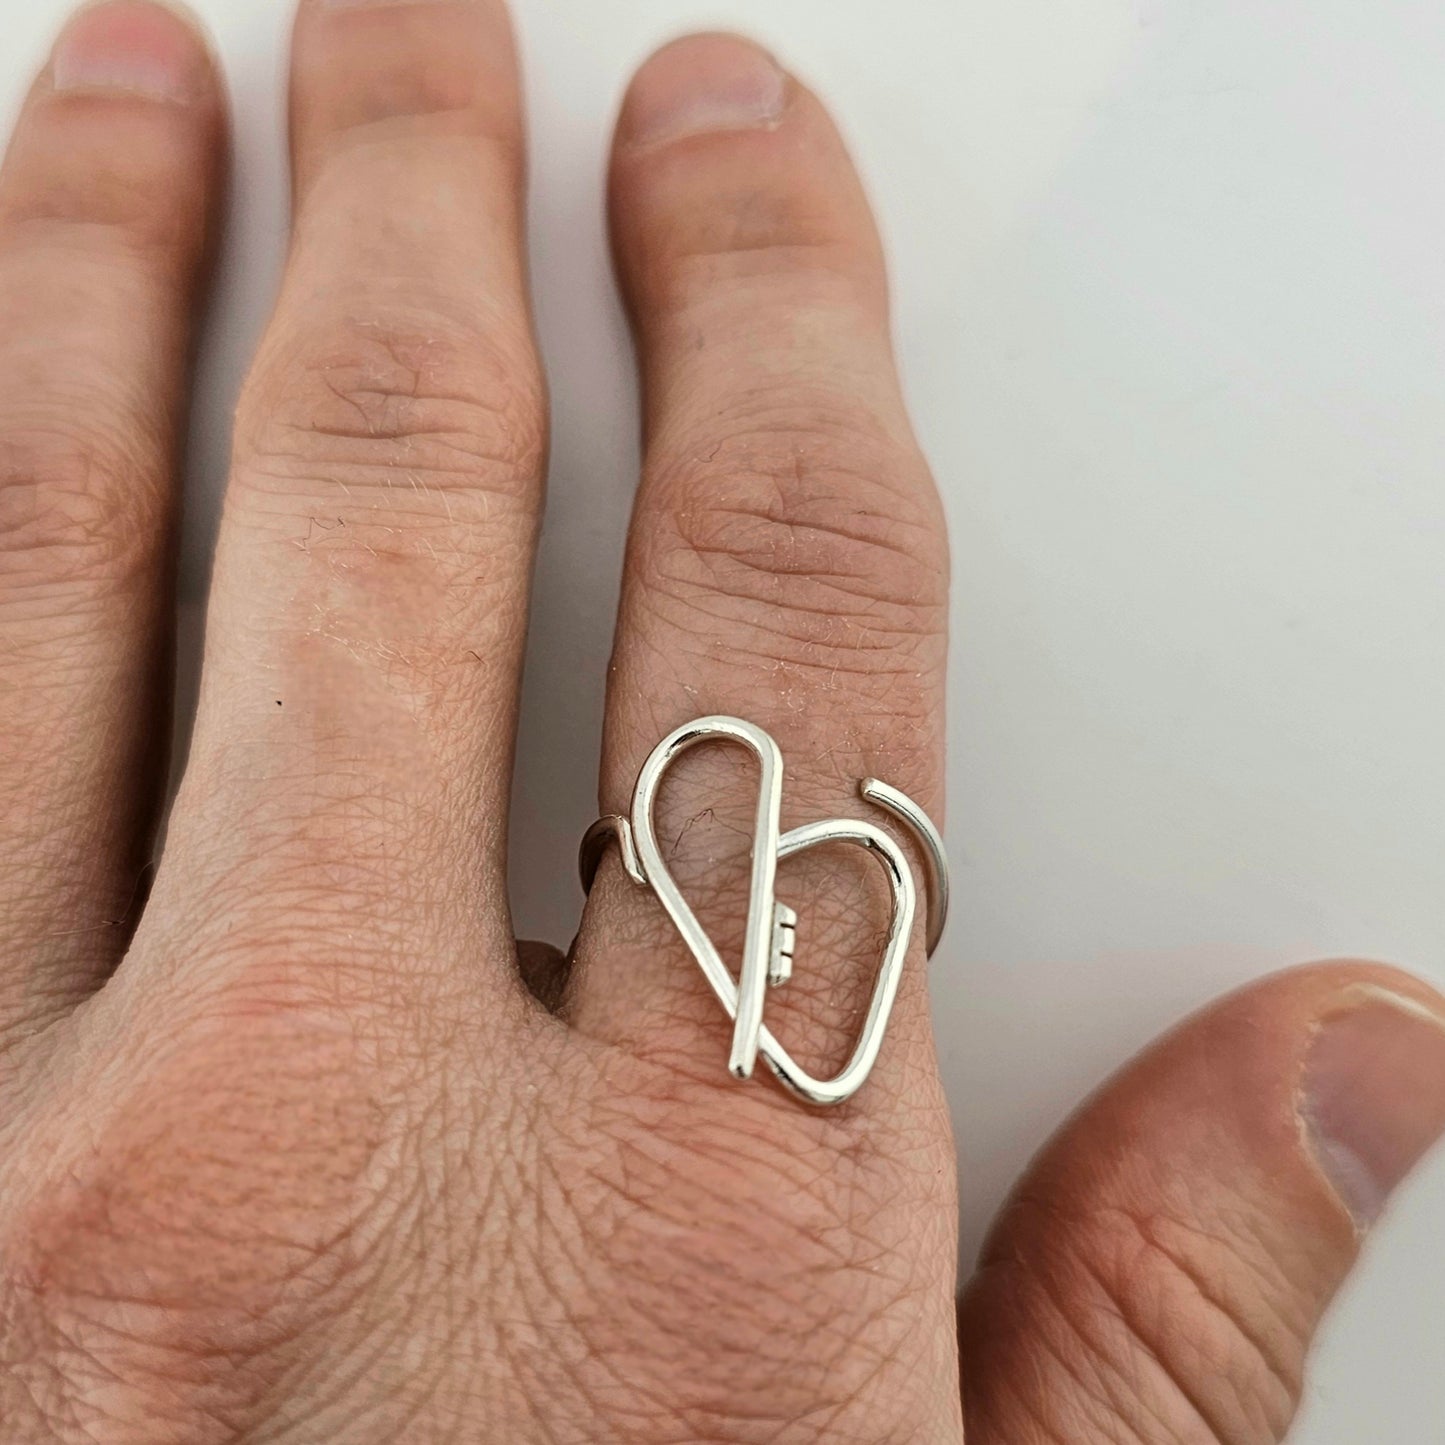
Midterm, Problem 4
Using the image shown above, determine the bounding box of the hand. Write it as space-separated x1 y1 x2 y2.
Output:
2 3 1443 1441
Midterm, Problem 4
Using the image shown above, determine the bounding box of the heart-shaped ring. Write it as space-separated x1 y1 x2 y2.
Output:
579 716 949 1107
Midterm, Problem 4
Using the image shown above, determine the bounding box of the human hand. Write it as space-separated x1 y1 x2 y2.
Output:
2 2 1443 1440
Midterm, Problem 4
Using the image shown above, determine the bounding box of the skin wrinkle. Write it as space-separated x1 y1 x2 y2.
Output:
1061 1228 1265 1444
1132 1210 1302 1418
634 587 942 679
978 1262 1157 1445
984 1190 1298 1398
234 330 544 507
0 137 208 254
0 437 166 595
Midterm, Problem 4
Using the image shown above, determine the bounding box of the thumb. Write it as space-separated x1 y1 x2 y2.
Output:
958 962 1445 1445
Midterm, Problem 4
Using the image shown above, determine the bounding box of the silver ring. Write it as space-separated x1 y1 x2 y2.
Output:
578 715 950 1108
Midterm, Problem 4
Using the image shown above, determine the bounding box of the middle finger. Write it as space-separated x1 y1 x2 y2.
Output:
144 0 544 1007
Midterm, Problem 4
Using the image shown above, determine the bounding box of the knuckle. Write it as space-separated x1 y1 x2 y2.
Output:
639 407 948 681
0 105 209 260
977 1193 1304 1445
295 9 504 134
658 234 878 321
0 1001 387 1434
235 308 545 513
632 151 882 312
0 426 161 595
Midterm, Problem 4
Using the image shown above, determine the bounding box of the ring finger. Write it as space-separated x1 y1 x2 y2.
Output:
566 34 959 1437
573 34 951 1111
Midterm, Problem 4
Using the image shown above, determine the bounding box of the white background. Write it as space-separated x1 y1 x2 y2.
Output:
6 1 1445 1438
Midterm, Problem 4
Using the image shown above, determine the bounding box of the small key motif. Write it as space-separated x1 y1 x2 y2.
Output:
769 901 798 987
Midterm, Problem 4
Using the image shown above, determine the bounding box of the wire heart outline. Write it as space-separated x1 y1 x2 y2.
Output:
584 715 939 1107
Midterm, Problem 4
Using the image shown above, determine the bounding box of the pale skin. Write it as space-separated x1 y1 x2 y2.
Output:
1 1 1444 1441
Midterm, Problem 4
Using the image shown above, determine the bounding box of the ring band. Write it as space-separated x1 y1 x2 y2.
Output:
578 715 950 1107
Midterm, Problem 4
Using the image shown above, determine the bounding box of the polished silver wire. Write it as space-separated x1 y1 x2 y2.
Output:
577 716 950 1107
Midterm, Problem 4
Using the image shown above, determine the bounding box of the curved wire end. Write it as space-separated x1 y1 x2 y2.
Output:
578 814 645 893
859 779 949 958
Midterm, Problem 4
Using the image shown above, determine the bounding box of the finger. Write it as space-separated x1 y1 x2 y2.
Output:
0 1 224 1044
567 45 960 1433
138 0 545 1009
572 35 949 1118
958 963 1445 1445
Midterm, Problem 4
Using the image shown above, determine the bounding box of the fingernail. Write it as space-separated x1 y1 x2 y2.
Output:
51 1 210 103
1302 985 1445 1227
624 33 787 147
